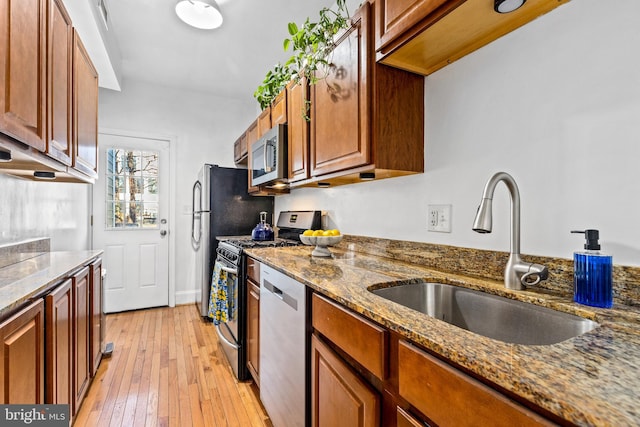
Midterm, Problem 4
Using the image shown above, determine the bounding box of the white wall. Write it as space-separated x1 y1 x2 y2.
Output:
0 174 90 251
98 79 257 303
276 0 640 267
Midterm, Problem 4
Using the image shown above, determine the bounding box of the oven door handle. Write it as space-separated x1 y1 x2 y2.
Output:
215 324 240 350
218 265 238 275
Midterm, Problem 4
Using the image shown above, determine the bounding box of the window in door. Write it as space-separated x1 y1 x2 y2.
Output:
105 148 159 229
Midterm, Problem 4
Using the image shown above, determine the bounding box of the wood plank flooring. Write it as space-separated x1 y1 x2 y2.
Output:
74 304 272 427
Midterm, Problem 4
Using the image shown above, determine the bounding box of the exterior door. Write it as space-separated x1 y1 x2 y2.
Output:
93 131 170 313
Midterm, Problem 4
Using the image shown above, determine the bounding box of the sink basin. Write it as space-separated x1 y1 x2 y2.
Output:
371 282 598 345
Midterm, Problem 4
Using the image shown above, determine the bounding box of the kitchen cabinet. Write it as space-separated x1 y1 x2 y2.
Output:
307 2 424 187
72 31 99 179
398 340 553 426
0 299 45 404
257 107 271 138
45 279 73 406
375 0 570 76
46 0 73 166
270 90 287 126
246 257 260 386
311 334 380 427
287 78 310 183
309 291 557 426
0 0 47 151
89 258 102 377
72 266 90 414
234 132 248 165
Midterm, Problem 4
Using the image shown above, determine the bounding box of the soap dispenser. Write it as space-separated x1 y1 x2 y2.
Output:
570 229 613 308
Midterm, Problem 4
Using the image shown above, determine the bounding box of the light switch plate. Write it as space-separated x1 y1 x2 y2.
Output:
428 204 452 233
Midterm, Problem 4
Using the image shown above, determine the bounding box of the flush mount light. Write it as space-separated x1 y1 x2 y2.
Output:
359 172 375 181
33 171 56 180
175 0 223 30
494 0 526 13
0 148 11 162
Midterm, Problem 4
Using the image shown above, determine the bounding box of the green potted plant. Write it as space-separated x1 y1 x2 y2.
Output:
253 0 350 110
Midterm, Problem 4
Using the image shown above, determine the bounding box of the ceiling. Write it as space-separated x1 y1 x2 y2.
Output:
99 0 336 103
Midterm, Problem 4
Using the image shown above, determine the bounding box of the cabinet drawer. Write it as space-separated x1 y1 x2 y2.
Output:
312 293 387 380
247 257 260 283
398 341 553 427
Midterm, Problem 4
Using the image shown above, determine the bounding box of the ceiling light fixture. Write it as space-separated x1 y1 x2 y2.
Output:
0 148 11 162
175 0 223 30
494 0 526 13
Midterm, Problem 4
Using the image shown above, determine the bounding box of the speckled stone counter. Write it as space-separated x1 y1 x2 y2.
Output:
245 242 640 426
0 250 103 319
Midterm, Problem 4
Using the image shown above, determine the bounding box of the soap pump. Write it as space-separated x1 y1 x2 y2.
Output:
570 229 613 308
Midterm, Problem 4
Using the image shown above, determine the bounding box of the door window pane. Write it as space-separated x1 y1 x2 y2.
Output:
105 148 160 229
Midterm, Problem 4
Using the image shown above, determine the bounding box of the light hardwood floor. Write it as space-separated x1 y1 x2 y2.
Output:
74 304 272 427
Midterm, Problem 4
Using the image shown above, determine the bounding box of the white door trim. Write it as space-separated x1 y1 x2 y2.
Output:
95 127 177 308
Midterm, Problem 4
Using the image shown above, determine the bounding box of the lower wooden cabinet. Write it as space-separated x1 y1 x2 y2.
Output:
246 279 260 386
0 300 45 403
72 266 90 414
311 334 380 427
89 258 102 377
45 279 73 406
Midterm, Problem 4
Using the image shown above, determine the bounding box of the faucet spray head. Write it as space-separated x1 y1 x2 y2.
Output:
472 198 493 233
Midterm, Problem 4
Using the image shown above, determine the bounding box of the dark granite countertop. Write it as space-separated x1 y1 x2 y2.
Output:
0 250 103 319
245 244 640 426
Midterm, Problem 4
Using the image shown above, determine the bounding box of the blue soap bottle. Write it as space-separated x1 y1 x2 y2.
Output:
570 229 613 308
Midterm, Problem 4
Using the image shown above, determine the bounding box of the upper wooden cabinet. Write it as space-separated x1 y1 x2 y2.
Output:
47 0 74 166
376 0 571 75
307 2 424 185
287 79 309 183
257 107 271 138
270 91 287 126
0 0 47 151
72 31 99 179
234 132 248 164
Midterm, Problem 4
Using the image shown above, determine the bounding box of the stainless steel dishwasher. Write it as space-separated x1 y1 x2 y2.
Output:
260 263 306 427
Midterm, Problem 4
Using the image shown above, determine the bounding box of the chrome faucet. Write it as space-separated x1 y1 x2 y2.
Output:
472 172 548 290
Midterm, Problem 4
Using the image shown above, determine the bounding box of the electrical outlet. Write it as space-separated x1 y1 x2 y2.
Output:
428 204 452 233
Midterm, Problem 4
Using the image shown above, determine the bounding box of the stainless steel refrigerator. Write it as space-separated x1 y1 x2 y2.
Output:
192 164 273 317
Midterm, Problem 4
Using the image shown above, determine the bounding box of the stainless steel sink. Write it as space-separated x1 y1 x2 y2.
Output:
371 282 598 345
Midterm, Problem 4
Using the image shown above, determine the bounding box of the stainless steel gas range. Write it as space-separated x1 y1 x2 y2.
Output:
213 210 321 380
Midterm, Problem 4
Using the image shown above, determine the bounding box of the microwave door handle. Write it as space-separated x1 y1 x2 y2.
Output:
263 140 269 173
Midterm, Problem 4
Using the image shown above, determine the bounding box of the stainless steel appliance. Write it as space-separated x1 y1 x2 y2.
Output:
192 164 274 317
260 263 307 427
250 124 287 186
214 210 321 381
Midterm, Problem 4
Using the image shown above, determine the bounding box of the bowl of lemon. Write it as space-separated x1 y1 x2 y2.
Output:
300 229 342 257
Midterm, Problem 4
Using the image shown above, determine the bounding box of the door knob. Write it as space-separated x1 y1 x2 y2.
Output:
160 230 167 236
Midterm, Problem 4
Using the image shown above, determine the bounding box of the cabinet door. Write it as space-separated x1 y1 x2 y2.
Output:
89 258 102 377
311 334 380 427
72 31 99 179
72 266 90 414
374 0 449 54
246 279 260 386
0 0 47 151
287 79 309 183
398 340 553 427
246 120 260 192
257 107 271 138
46 0 73 165
270 91 287 126
310 5 371 177
0 299 45 403
45 279 73 405
234 132 248 164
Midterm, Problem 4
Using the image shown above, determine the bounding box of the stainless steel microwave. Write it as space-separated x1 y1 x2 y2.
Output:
251 124 287 186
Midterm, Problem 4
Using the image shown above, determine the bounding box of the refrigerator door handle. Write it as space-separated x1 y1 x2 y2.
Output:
192 180 202 249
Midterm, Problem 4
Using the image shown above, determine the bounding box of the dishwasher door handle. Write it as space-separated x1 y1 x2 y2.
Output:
264 280 298 311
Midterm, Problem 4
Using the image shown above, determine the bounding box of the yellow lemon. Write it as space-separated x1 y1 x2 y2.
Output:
329 229 340 236
322 230 332 236
312 230 324 236
302 229 314 236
